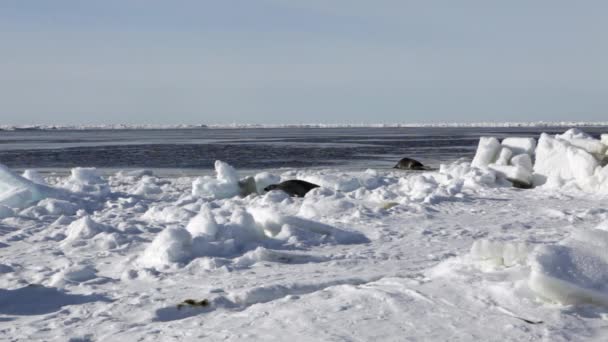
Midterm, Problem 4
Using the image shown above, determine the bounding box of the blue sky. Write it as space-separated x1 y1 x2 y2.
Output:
1 0 606 125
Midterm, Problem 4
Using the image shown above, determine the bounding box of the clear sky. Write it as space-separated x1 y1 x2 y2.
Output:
1 0 606 125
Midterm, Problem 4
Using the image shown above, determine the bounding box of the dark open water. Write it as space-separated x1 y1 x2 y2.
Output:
0 127 606 170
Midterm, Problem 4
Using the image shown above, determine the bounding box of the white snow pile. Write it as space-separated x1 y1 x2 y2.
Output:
60 167 110 196
470 128 608 191
137 202 368 269
191 160 258 199
61 215 120 249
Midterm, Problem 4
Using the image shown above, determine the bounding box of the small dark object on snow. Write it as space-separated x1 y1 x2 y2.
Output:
264 180 320 197
509 179 534 189
394 157 425 170
177 299 210 310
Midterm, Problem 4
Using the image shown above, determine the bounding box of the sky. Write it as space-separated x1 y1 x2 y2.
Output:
0 0 606 125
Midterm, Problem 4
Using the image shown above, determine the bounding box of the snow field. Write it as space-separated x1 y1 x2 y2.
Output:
1 128 608 340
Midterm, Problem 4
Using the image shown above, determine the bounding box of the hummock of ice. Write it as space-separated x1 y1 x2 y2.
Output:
61 167 110 196
0 164 58 208
469 128 608 191
192 160 260 199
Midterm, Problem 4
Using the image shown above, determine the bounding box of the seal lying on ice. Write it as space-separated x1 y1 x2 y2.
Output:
263 180 320 197
393 157 425 170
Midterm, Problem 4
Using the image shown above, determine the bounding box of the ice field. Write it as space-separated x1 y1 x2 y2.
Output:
1 128 608 341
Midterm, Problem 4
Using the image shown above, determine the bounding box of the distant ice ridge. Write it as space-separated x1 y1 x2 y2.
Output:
2 121 608 130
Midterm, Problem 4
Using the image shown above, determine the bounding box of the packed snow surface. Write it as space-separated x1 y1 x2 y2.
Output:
2 128 608 341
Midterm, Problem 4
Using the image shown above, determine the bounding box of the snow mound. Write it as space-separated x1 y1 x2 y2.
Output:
128 176 163 196
529 227 608 306
50 265 98 286
138 228 193 268
192 161 259 199
185 205 219 238
61 167 110 196
63 216 114 246
138 204 368 268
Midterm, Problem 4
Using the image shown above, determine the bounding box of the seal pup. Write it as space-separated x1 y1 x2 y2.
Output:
393 157 425 170
263 180 320 197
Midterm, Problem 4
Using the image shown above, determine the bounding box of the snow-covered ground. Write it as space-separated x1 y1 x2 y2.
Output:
2 129 608 341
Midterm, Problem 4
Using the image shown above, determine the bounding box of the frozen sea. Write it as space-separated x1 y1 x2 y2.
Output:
2 126 607 172
2 126 608 341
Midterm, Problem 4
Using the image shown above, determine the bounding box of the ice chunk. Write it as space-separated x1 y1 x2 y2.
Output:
510 154 533 172
501 137 537 156
61 167 109 196
555 129 607 159
0 164 55 208
185 205 218 238
495 147 513 166
488 164 533 188
471 137 501 168
470 239 530 268
529 228 608 307
556 128 593 141
602 134 608 147
129 176 162 196
533 133 599 186
192 160 241 199
138 228 193 268
21 170 47 185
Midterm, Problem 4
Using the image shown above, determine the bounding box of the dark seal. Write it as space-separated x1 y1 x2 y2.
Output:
263 180 320 197
393 157 425 170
